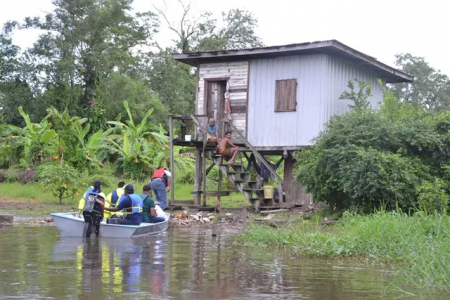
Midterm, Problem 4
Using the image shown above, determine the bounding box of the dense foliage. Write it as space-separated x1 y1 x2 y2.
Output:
295 80 450 212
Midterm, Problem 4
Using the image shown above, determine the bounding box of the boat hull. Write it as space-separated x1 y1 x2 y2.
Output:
51 212 170 238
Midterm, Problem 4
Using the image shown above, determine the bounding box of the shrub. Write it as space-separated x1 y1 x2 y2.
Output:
36 163 82 204
295 80 450 212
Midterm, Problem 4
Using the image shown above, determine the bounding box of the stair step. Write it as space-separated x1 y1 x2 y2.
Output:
191 191 231 197
221 163 244 168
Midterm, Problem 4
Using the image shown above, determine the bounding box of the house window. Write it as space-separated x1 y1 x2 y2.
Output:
275 79 297 112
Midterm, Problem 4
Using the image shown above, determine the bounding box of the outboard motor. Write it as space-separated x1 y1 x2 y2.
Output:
82 192 105 237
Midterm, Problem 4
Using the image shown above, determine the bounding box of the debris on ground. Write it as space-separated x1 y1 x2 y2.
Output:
169 210 245 228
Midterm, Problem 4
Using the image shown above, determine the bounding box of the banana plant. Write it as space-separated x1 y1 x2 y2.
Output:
74 123 107 171
46 106 88 162
12 107 58 168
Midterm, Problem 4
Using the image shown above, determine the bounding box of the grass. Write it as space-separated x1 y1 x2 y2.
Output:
236 209 450 294
0 181 248 217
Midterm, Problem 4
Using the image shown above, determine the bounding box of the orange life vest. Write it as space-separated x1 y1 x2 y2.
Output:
151 168 168 187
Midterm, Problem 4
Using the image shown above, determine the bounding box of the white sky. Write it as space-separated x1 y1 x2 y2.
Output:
1 0 450 76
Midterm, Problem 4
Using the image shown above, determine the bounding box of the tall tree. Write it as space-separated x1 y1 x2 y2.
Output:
154 1 263 53
144 48 196 116
390 53 450 110
23 0 159 130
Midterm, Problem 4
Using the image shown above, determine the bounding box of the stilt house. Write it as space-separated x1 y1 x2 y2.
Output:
168 40 413 211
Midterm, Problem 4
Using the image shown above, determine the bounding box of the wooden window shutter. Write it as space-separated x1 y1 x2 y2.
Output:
275 79 297 112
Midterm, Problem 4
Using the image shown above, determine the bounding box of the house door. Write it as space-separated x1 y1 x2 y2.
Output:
205 80 227 138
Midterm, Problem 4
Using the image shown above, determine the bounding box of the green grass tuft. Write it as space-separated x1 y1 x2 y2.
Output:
236 210 450 293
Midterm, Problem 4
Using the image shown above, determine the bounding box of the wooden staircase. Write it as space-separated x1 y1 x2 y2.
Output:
209 151 273 211
187 115 283 212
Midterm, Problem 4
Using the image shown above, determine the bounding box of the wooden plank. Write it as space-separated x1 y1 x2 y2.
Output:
229 99 247 106
193 148 202 205
284 154 312 206
169 116 175 206
230 106 246 113
260 209 290 215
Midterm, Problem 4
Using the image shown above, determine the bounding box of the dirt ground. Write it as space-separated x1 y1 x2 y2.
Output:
0 197 315 230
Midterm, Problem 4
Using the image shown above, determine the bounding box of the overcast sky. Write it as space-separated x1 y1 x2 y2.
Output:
1 0 449 76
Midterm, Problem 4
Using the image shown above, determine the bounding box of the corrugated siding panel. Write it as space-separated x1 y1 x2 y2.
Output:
247 54 383 147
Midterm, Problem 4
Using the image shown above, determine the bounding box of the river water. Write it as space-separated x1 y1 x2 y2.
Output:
0 226 421 299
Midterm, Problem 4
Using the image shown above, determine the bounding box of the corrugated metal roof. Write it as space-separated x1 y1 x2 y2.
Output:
181 40 336 54
172 39 413 83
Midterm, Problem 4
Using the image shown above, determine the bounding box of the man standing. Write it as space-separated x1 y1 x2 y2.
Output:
206 118 220 141
104 184 143 225
150 168 171 211
139 185 165 223
217 131 239 164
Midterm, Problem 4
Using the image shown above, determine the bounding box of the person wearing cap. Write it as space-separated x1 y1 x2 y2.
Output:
139 185 165 223
150 167 171 211
104 184 143 225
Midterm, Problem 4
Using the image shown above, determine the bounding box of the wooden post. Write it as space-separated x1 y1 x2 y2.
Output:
217 164 222 208
193 148 203 206
242 206 247 229
202 133 207 207
169 116 175 207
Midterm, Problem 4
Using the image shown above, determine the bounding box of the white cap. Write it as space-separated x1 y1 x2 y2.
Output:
164 170 172 177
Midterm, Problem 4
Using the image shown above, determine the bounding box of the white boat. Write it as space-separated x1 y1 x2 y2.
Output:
51 212 170 238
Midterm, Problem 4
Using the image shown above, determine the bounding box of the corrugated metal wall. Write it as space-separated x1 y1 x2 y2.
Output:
247 54 383 147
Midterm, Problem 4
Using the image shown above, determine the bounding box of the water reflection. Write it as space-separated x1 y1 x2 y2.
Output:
0 227 428 299
50 235 168 297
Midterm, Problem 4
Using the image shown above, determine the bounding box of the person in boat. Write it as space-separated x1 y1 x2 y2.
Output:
78 180 102 212
139 185 165 224
217 131 239 165
104 184 143 225
106 181 126 207
150 168 171 211
104 181 126 219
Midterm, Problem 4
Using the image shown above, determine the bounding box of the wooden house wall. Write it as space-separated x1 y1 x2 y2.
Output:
197 61 249 140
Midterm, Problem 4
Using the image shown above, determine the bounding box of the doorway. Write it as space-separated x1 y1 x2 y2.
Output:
205 80 227 138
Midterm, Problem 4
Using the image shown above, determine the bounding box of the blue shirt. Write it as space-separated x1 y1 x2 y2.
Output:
207 124 219 136
116 195 142 225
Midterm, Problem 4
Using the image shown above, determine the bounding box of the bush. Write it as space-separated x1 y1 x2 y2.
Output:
4 171 19 183
36 163 82 204
295 81 450 212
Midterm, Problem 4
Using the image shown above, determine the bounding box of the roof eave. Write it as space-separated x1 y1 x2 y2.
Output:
173 40 414 83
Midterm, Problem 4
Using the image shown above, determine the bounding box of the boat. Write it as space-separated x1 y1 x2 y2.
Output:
51 212 170 238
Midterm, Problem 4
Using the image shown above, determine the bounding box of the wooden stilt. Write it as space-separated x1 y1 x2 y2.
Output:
169 116 174 207
194 148 202 206
217 164 222 209
202 136 207 207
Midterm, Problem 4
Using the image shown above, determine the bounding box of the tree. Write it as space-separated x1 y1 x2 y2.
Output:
196 9 263 52
154 1 263 52
37 162 82 204
22 0 159 131
0 22 19 81
144 48 196 116
100 72 167 125
390 53 450 110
